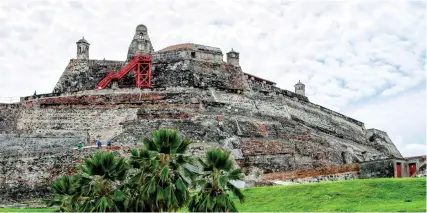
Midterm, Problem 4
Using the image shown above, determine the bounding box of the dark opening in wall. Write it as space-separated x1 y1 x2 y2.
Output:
341 152 347 163
191 52 196 58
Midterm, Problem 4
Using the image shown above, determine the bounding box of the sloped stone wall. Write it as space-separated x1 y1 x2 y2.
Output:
0 71 402 203
262 164 360 181
366 129 402 158
0 104 20 134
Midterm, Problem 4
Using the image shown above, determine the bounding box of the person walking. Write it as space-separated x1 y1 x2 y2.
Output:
96 140 102 148
77 142 83 151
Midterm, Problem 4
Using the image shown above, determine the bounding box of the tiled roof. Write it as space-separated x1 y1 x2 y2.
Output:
157 43 222 53
157 43 195 52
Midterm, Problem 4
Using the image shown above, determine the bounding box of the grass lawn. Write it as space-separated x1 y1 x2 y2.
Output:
1 178 425 212
0 209 55 212
231 177 426 212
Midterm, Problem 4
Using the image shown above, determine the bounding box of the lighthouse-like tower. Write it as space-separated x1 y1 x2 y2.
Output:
76 37 90 60
126 24 155 61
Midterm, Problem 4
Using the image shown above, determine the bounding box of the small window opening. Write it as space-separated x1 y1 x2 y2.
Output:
191 52 196 58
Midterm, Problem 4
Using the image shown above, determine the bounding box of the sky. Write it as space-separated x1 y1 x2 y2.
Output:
0 0 425 157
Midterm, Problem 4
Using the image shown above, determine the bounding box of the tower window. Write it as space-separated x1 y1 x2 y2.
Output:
191 52 196 58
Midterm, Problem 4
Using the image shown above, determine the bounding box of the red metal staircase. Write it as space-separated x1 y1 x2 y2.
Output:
96 54 152 89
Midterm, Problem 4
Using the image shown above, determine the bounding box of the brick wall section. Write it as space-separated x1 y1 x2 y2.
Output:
241 140 296 155
262 164 360 181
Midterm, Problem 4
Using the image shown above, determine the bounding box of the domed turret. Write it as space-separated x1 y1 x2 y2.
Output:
226 48 239 66
76 37 90 60
294 80 305 96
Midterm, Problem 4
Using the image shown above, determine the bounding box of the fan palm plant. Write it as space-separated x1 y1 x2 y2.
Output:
188 148 245 212
46 175 82 212
128 129 198 212
77 151 129 212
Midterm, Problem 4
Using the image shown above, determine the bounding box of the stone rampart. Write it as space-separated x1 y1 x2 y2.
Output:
0 70 401 204
0 23 406 204
262 164 360 181
53 59 126 93
0 104 20 133
214 90 366 145
366 129 402 158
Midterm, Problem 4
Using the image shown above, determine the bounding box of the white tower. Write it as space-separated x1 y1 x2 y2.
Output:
294 80 305 96
76 37 90 60
226 48 240 66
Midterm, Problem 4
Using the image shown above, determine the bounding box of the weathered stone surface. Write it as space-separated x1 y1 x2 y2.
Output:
262 164 360 181
359 158 396 178
0 24 404 203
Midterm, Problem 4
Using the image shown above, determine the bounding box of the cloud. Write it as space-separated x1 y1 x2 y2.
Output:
0 0 425 156
343 89 426 157
393 136 427 158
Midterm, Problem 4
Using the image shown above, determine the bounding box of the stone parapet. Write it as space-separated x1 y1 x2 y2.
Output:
262 164 360 181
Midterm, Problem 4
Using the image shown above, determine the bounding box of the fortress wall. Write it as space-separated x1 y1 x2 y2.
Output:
0 142 219 204
237 138 345 173
191 61 233 88
8 89 207 151
53 58 250 95
246 77 276 92
227 66 250 91
0 104 20 133
0 132 88 157
152 62 196 88
152 60 232 89
0 153 79 204
283 98 366 144
262 163 360 181
153 50 190 62
365 129 402 158
213 91 366 144
0 88 399 203
53 59 89 93
16 107 138 143
0 146 138 204
1 74 402 196
12 88 383 162
53 59 126 93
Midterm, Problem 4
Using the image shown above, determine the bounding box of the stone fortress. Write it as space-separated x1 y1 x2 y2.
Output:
0 24 425 204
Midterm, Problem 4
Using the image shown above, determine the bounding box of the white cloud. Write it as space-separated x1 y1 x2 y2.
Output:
393 136 427 158
343 89 426 157
0 0 425 156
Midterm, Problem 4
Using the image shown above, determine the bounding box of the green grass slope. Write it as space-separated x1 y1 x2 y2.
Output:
231 178 426 212
0 208 55 212
1 178 425 212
